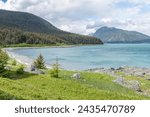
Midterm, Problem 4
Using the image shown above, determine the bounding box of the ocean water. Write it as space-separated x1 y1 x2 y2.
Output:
11 44 150 70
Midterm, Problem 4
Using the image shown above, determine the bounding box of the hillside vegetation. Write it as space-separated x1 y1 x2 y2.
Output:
0 10 102 46
0 9 60 34
0 29 102 46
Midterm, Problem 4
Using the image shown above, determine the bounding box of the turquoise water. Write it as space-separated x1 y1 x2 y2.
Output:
12 44 150 70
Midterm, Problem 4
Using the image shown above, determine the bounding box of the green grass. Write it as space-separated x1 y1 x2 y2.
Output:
0 59 150 100
0 67 149 100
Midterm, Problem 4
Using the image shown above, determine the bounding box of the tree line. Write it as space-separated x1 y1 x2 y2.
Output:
0 28 102 46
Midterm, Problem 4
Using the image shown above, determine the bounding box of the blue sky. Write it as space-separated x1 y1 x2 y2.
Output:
0 0 150 35
2 0 7 3
115 1 135 9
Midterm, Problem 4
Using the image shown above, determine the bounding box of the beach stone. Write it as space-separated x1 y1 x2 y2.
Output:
116 67 124 71
72 73 81 79
142 72 146 75
110 68 115 71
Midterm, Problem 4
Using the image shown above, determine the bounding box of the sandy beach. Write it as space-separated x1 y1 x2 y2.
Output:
3 48 34 67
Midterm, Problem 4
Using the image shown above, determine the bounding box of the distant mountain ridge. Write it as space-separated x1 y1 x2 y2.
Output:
93 26 150 43
0 9 103 46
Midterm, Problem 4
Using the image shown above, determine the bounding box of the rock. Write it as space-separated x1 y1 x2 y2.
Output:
134 72 144 77
72 73 81 79
35 70 45 74
114 77 125 85
146 78 150 81
126 81 141 92
110 68 115 71
114 78 141 92
116 67 124 71
142 72 146 75
30 65 36 71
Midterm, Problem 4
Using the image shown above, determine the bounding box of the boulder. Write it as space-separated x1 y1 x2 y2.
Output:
134 72 145 77
114 78 141 92
142 72 146 75
114 77 125 85
110 68 115 71
72 73 81 79
116 67 124 71
126 80 141 92
35 69 45 74
146 78 150 81
30 65 36 71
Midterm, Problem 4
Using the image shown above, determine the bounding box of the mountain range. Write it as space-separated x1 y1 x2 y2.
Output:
0 9 102 46
93 26 150 43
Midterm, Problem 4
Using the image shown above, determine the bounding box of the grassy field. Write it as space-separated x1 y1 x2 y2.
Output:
0 60 149 100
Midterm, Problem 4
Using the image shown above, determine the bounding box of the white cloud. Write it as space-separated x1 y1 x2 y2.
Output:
0 0 14 10
0 0 150 35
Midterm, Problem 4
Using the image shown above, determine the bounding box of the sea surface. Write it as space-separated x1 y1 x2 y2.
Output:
11 44 150 70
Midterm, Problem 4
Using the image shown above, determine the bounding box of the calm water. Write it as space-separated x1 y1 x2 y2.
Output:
12 44 150 70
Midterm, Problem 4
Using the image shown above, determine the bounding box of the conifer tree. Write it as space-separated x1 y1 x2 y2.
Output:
33 54 46 69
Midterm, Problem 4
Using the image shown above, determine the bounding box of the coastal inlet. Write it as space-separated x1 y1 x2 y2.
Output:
6 44 150 70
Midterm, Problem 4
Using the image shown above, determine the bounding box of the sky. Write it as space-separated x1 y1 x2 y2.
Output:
0 0 150 35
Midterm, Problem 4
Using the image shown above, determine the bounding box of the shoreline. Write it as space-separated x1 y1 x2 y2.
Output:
2 44 103 50
3 47 150 75
3 48 50 69
3 48 34 67
87 66 150 77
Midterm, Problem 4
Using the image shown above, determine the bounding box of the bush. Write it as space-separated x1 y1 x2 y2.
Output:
12 59 17 66
16 65 24 74
0 49 9 76
50 58 60 78
33 54 46 69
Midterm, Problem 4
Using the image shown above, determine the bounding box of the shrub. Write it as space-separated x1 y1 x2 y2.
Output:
0 49 9 76
16 65 24 74
50 58 60 78
33 54 46 69
12 59 17 66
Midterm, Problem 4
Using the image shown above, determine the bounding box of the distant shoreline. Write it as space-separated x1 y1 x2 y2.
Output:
2 44 103 49
2 45 77 50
